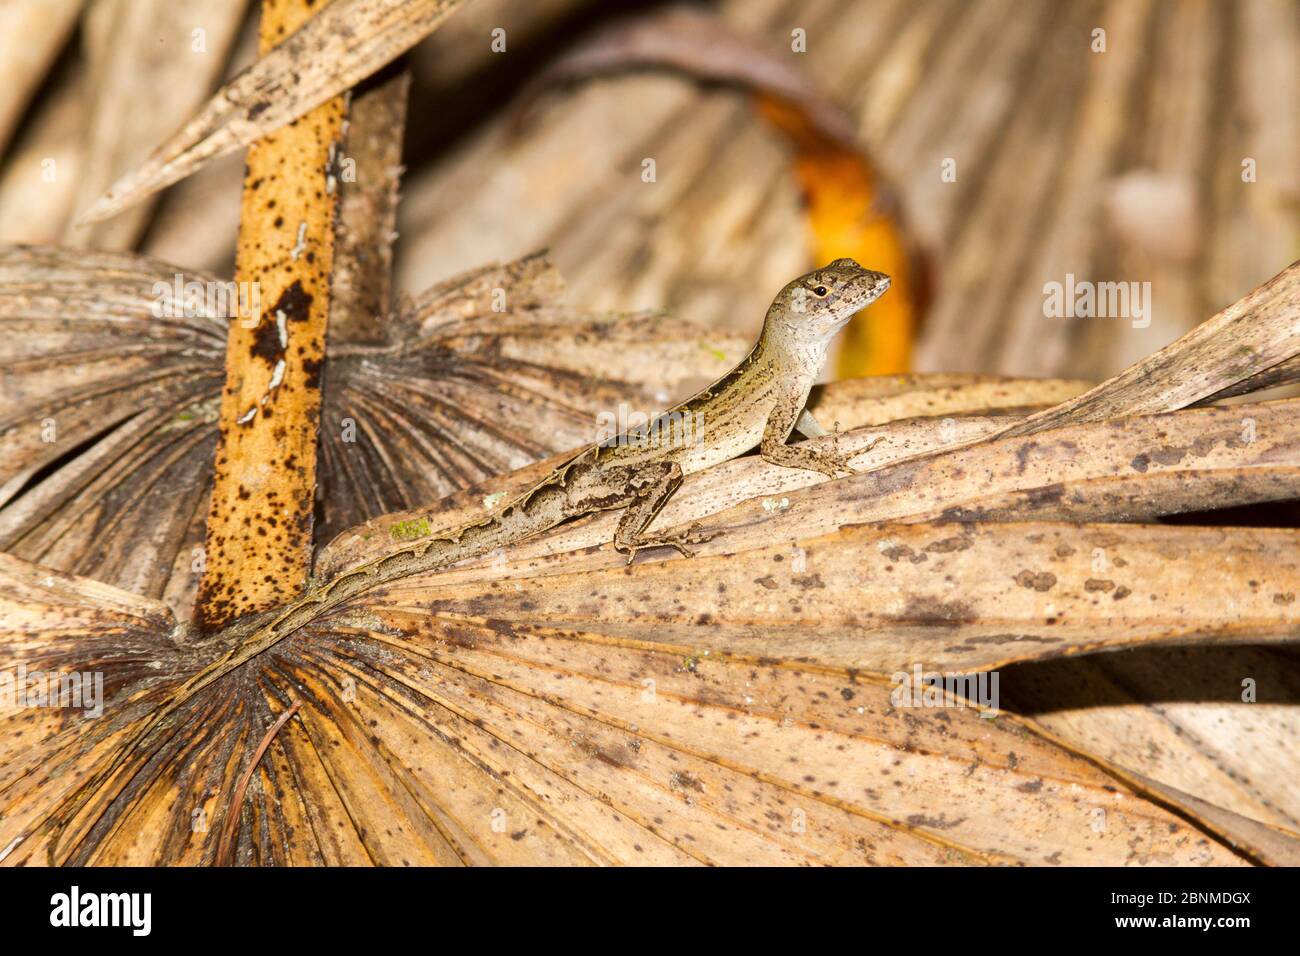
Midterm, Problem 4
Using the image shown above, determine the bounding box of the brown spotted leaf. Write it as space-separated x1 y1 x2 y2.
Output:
0 549 1282 866
1002 646 1300 834
330 518 1300 677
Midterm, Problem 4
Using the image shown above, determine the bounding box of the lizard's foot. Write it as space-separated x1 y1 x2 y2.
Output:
814 450 857 479
616 522 715 563
825 421 861 477
824 432 880 478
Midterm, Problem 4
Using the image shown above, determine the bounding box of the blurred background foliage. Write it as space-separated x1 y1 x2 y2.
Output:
1 0 1296 379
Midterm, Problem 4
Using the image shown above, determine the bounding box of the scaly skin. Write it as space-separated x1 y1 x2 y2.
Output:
47 260 890 856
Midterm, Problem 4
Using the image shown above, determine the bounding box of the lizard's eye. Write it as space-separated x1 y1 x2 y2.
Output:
812 285 828 297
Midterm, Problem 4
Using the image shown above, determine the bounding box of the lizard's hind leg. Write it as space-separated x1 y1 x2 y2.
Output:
612 461 713 563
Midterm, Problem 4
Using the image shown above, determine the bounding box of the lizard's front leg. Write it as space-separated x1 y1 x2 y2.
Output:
760 399 855 478
611 460 713 563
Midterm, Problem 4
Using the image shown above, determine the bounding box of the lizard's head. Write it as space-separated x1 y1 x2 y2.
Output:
764 258 892 351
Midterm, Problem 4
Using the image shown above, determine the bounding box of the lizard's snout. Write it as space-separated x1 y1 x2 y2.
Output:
860 270 891 300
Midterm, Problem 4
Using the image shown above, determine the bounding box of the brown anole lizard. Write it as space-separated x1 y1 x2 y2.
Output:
48 259 890 854
194 257 887 693
217 257 888 648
